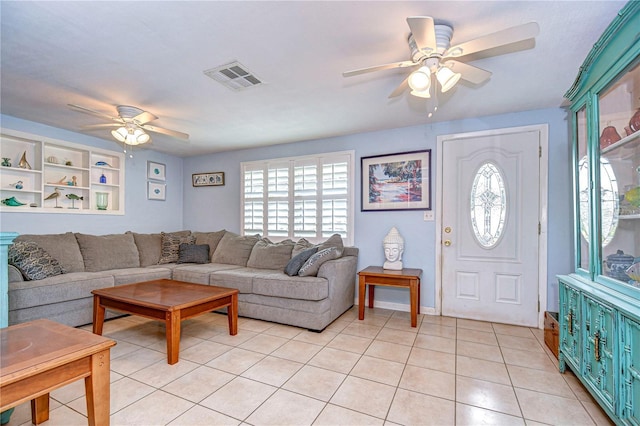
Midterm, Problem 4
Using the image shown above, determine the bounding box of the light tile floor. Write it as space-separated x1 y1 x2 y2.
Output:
5 307 613 426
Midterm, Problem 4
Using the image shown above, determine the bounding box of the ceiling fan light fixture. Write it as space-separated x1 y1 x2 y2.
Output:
111 125 150 146
436 66 461 93
410 89 431 99
408 66 431 92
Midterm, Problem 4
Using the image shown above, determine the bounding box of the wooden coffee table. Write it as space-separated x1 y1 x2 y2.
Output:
92 278 238 365
1 319 115 426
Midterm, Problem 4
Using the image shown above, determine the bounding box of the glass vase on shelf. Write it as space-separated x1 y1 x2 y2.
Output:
95 192 108 210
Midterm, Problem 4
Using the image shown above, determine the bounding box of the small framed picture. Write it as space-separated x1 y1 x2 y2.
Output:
147 161 166 181
192 172 225 187
148 181 166 201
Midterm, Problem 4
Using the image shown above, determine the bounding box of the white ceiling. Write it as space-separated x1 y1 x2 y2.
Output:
0 1 626 157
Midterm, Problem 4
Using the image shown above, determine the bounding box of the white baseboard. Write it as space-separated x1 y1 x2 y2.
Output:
354 298 437 316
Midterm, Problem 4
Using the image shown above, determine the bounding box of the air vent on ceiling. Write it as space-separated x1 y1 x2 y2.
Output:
203 61 263 91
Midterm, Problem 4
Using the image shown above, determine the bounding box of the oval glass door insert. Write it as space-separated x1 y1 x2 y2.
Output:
470 162 507 248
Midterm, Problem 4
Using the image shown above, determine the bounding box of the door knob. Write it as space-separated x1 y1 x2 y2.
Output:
444 227 452 233
444 240 451 247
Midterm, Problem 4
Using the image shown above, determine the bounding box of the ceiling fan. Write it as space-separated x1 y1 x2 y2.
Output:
343 16 539 100
68 104 189 146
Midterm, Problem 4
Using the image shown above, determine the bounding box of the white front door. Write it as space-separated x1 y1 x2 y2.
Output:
440 127 541 326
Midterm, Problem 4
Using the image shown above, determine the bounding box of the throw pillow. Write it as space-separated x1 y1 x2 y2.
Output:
298 246 340 277
177 243 210 264
8 241 65 280
247 238 295 270
75 233 141 272
284 246 318 276
158 232 196 264
211 232 260 266
317 233 344 257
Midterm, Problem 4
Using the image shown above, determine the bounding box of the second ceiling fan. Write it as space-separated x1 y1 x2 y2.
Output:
343 16 539 99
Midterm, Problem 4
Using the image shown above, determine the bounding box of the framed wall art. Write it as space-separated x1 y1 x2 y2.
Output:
361 149 431 211
192 172 225 187
147 181 166 201
147 161 166 181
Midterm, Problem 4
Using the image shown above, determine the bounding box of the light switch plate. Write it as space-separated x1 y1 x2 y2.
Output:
423 211 434 221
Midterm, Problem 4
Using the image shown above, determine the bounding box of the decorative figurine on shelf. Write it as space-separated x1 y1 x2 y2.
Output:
44 187 64 208
65 193 83 209
65 160 72 166
383 227 404 270
18 151 31 169
99 173 107 184
95 161 112 167
47 156 58 164
71 176 77 186
1 158 11 167
600 125 621 149
10 181 23 190
47 176 67 185
1 197 26 206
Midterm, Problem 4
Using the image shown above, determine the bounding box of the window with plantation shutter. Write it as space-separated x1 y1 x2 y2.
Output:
241 151 354 245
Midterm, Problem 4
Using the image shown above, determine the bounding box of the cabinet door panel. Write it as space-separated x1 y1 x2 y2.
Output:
583 295 616 411
560 282 581 369
621 315 640 424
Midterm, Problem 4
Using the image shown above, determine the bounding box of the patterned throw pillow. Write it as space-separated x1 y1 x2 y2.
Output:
284 246 318 276
158 232 196 264
177 243 210 264
298 247 340 277
8 241 65 280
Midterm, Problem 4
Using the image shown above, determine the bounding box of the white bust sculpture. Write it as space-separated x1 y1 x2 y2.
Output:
383 227 404 270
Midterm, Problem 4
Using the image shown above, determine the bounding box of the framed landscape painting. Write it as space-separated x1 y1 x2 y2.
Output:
361 150 431 211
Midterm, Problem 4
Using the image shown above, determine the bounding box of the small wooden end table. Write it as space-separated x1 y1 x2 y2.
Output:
92 279 238 365
0 319 115 425
358 266 422 327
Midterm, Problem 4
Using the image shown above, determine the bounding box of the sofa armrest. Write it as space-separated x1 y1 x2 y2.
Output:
317 254 358 319
8 264 24 283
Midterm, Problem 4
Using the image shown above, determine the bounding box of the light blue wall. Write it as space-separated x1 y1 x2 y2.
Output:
183 107 574 312
0 115 184 234
1 108 573 312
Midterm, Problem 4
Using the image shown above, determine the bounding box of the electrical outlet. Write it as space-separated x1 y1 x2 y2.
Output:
423 211 434 221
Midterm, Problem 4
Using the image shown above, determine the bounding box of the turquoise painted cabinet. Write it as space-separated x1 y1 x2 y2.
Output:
559 2 640 424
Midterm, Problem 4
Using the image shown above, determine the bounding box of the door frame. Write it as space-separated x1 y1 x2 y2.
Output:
435 124 549 328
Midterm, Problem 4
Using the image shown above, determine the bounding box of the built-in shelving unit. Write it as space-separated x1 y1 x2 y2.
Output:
0 129 124 214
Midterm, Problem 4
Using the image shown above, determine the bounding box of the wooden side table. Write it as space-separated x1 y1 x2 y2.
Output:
1 319 115 425
358 266 422 327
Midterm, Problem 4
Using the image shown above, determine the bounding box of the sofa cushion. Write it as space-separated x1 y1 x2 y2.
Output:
75 233 141 272
173 263 244 285
291 238 315 258
298 247 341 277
177 243 210 264
211 233 260 266
284 247 318 276
16 232 84 273
317 233 344 257
247 238 294 270
252 272 329 300
130 232 162 267
193 230 226 260
9 241 65 280
209 267 268 293
158 232 196 264
8 272 115 310
109 267 172 285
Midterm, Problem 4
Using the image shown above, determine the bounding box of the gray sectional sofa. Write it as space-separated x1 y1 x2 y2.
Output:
8 230 358 331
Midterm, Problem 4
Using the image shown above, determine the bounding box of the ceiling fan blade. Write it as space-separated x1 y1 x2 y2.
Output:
407 16 436 53
444 60 492 85
67 104 122 122
141 124 190 141
82 123 121 130
133 111 158 125
443 22 540 59
388 76 409 98
343 61 417 77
